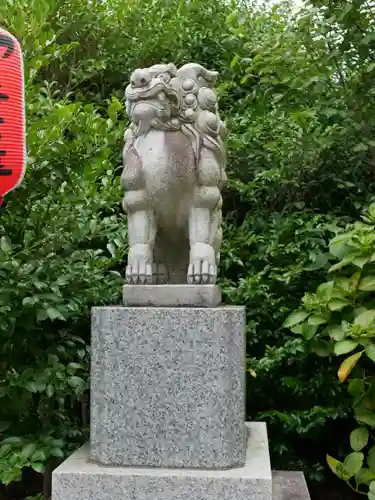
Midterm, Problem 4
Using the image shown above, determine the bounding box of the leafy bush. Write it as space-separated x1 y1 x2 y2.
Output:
285 204 375 497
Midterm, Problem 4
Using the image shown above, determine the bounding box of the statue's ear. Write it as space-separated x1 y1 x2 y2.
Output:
206 70 218 85
166 63 177 77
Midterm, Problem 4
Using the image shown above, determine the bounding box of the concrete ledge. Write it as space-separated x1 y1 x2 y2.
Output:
272 471 311 500
123 284 221 307
52 422 272 500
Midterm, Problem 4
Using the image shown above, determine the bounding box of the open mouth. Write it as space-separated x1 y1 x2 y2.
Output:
126 80 167 102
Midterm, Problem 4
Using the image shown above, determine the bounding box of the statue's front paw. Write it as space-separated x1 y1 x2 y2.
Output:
188 243 217 284
126 262 153 284
126 244 153 284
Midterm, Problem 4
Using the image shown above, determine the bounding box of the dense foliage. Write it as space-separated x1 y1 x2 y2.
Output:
1 0 375 498
285 205 375 498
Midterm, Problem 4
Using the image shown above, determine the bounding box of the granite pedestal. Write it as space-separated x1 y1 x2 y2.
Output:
123 284 222 307
52 424 310 500
90 305 246 469
53 423 272 500
52 285 311 500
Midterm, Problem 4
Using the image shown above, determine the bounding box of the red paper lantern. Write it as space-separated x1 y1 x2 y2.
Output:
0 28 26 206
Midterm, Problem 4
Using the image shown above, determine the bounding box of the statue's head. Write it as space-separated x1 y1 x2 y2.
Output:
125 64 180 136
125 63 226 145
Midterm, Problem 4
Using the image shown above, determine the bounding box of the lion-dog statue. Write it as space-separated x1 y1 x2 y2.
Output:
121 63 227 285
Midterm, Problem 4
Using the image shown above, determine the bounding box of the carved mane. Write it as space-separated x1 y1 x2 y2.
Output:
124 63 227 176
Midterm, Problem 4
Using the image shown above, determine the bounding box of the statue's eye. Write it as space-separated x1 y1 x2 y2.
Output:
158 73 169 82
131 80 135 86
140 78 147 85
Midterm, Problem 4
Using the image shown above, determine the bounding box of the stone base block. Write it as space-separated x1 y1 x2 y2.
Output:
91 306 245 469
52 423 272 500
123 284 222 307
272 471 311 500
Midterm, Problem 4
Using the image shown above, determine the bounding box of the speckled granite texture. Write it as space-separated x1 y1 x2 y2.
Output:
52 423 273 500
122 284 222 307
90 306 246 469
272 471 311 500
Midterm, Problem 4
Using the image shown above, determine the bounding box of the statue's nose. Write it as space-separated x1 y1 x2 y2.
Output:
130 68 151 88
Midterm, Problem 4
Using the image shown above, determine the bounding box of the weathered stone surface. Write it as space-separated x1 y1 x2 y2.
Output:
272 471 311 500
123 284 221 307
90 305 246 469
121 63 228 285
52 423 272 500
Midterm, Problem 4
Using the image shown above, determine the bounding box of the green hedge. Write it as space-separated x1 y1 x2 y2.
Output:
1 0 375 497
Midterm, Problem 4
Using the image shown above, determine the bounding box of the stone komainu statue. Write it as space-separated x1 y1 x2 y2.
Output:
121 63 227 285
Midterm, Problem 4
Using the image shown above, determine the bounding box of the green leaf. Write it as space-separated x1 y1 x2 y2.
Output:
31 462 45 474
46 307 66 321
335 277 351 292
77 349 86 359
1 436 23 446
68 362 84 371
343 452 364 477
328 299 349 311
357 411 375 428
50 447 64 458
359 276 375 291
349 379 365 397
46 384 54 397
327 455 351 480
106 242 116 257
355 310 375 327
68 376 85 389
329 257 353 273
353 256 370 268
366 345 375 362
327 325 345 341
21 443 37 460
0 444 11 458
329 236 351 259
0 236 11 253
355 468 375 485
50 439 64 448
31 450 46 462
316 281 334 300
338 351 363 382
310 340 332 357
370 480 375 492
290 324 303 334
283 310 309 328
308 314 328 326
368 446 375 471
350 428 369 451
25 381 39 393
301 323 318 340
334 340 358 356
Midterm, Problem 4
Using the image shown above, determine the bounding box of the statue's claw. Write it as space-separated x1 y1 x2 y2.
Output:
187 261 216 284
126 244 154 284
188 243 217 284
126 262 153 284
